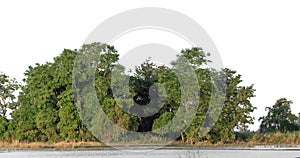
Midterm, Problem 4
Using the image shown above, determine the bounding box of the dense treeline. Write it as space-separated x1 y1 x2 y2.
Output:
0 43 299 145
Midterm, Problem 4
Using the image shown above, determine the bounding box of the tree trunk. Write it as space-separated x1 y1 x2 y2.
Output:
190 138 194 145
181 132 185 143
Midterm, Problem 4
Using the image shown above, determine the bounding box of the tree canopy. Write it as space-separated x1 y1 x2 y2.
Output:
1 42 295 144
0 72 19 140
259 98 299 133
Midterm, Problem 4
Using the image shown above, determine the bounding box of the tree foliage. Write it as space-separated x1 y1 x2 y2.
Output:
0 43 261 144
259 98 299 133
0 72 19 117
206 69 256 143
0 72 19 140
12 49 95 142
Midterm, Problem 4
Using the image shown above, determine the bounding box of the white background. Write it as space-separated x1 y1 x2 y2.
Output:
1 0 300 131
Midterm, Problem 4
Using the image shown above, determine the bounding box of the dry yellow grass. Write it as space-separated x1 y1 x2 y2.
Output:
2 133 300 149
0 141 105 149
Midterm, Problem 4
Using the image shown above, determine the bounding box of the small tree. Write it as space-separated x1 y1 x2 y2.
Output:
0 72 19 140
259 98 299 133
0 72 19 117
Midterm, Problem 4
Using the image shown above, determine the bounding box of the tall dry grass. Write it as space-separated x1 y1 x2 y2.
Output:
0 141 104 149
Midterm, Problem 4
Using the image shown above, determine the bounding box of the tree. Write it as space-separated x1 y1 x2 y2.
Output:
169 48 211 144
0 72 19 117
151 48 256 144
206 68 256 143
259 98 299 133
0 72 19 140
14 63 53 142
53 49 85 141
129 60 167 132
0 116 9 140
13 48 95 142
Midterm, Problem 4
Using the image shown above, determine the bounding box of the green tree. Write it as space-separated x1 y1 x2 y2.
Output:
14 63 53 142
13 48 95 142
151 48 256 144
129 61 167 132
259 98 299 133
73 43 139 142
0 72 19 140
52 49 86 141
152 66 181 136
0 72 19 117
0 116 9 140
206 69 256 143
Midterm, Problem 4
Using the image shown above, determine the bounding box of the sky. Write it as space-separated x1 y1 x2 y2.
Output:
1 0 300 131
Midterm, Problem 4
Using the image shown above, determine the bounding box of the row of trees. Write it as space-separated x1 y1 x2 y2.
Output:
0 43 298 144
